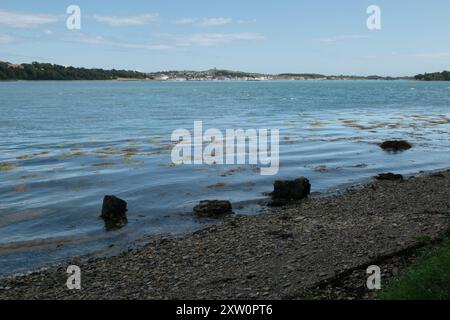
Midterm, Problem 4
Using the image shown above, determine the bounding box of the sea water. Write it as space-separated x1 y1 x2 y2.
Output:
1 80 449 275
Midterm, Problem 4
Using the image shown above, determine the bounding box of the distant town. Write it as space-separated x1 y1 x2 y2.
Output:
146 69 410 81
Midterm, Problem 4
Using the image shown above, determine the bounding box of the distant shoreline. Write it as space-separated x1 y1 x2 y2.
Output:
0 78 421 83
2 60 433 82
3 60 448 81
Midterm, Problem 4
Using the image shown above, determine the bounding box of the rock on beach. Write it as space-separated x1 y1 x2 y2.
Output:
272 177 311 200
193 200 233 217
376 173 404 181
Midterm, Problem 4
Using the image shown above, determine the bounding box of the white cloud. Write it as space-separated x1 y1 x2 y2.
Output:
93 14 159 26
63 29 263 52
175 18 197 25
0 10 59 28
175 32 265 47
199 18 234 27
74 32 264 50
70 33 171 50
176 17 254 27
0 34 15 44
237 19 257 24
317 34 370 43
408 52 450 59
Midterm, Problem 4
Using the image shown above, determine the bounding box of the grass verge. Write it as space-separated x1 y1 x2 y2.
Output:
378 223 450 300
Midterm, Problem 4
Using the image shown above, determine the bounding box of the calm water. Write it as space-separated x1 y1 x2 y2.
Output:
1 80 450 275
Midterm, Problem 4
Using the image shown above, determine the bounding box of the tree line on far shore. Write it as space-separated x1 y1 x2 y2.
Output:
0 61 148 80
414 71 450 81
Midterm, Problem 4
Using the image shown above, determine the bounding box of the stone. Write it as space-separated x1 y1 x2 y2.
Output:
272 177 311 200
266 199 287 207
379 140 412 152
101 195 128 229
375 173 404 181
193 200 233 217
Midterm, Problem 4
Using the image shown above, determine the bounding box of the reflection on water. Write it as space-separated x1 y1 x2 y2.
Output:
0 80 449 275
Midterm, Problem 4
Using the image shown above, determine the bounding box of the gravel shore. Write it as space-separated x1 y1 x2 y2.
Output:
1 170 450 300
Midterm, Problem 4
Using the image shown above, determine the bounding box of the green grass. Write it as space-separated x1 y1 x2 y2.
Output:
378 223 450 300
416 235 432 245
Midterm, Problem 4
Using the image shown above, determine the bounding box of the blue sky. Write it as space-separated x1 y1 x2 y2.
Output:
1 0 449 76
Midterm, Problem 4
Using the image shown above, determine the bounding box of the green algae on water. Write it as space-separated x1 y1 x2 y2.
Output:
0 162 16 172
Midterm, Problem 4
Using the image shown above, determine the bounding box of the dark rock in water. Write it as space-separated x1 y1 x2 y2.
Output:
272 177 311 200
193 200 233 217
379 140 412 152
376 173 404 181
101 195 128 229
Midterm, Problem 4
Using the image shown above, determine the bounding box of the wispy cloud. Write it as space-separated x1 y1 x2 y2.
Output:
174 32 265 47
175 17 254 27
199 18 234 27
0 34 15 44
70 33 171 50
317 34 370 43
408 52 450 59
93 14 159 26
175 18 197 25
0 10 60 28
59 30 263 52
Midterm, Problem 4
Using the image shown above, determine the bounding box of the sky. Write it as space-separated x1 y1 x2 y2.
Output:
0 0 449 76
